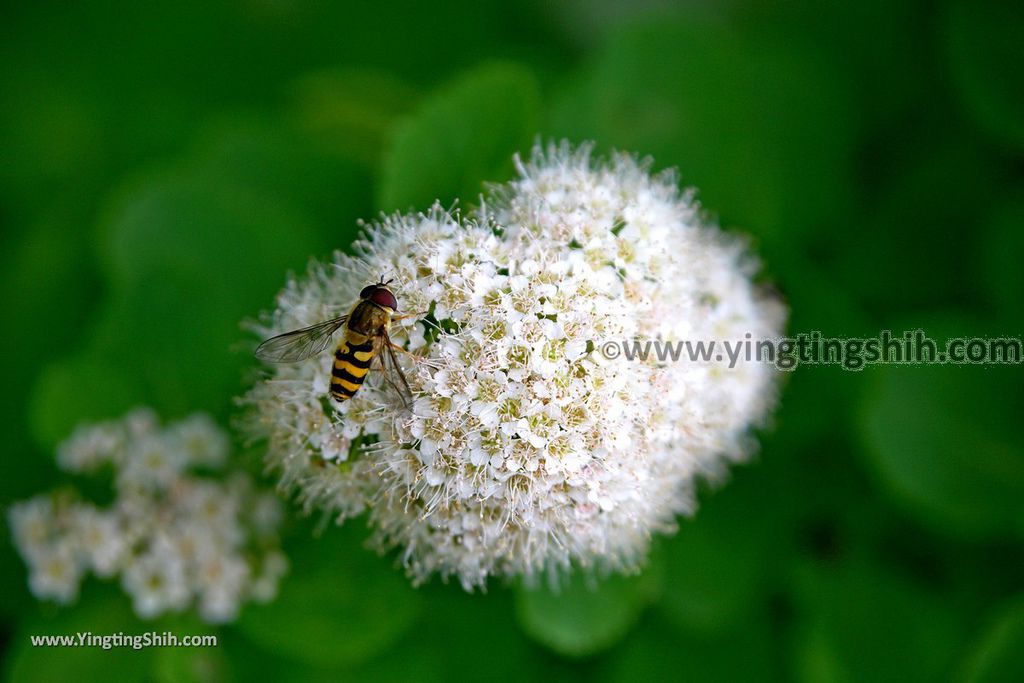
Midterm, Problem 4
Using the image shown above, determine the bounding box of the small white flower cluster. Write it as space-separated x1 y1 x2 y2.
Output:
8 409 287 623
244 142 785 589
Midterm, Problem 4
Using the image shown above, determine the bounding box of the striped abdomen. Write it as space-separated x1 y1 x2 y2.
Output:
330 337 376 401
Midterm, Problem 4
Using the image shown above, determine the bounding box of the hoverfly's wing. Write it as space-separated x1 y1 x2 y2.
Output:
376 331 414 410
255 316 348 363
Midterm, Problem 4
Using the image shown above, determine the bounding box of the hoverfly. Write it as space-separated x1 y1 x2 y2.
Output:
255 278 414 406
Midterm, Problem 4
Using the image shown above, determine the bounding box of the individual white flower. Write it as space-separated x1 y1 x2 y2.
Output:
250 550 289 603
195 554 251 623
123 407 160 439
249 492 286 539
168 413 229 468
122 542 191 619
27 542 83 604
7 410 287 623
56 420 124 472
72 506 126 578
7 496 56 565
244 142 785 590
117 433 186 492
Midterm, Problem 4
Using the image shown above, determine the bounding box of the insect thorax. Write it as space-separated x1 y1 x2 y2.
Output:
346 300 391 337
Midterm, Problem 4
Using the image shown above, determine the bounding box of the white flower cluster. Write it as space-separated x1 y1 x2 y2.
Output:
244 142 785 589
8 409 287 623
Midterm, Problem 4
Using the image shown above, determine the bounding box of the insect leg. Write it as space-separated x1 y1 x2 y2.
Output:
386 340 422 360
390 310 430 322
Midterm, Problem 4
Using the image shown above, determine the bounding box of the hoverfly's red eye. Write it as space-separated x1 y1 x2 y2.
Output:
369 287 398 311
359 285 375 299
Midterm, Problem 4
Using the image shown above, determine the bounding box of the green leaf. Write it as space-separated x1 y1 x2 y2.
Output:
335 587 540 683
184 115 373 238
943 0 1024 149
829 135 1003 317
601 614 783 683
765 253 871 451
733 1 935 133
215 630 341 683
99 167 317 293
28 356 148 451
549 19 856 250
235 524 421 668
514 564 661 658
960 595 1024 683
149 613 223 683
31 116 371 438
658 465 789 635
3 593 152 683
151 646 228 683
27 160 326 444
790 557 963 683
0 537 38 622
0 215 100 497
0 63 108 215
981 196 1024 326
378 63 540 213
289 67 420 167
858 321 1024 538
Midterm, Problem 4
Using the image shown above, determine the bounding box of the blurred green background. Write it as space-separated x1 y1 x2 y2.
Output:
1 0 1023 681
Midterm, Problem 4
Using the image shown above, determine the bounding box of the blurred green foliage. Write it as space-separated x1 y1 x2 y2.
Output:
1 1 1022 681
